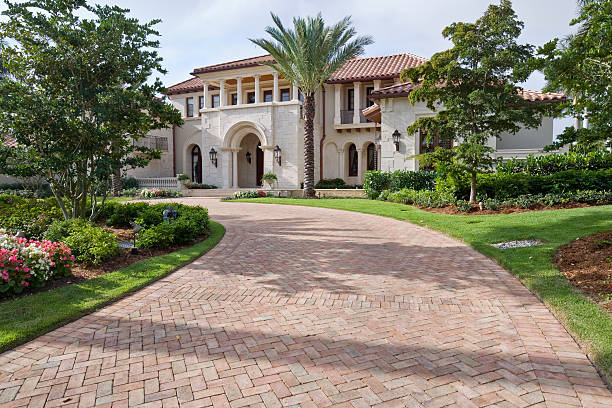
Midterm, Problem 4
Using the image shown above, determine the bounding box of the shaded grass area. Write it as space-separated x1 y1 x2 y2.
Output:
0 221 225 353
235 198 612 384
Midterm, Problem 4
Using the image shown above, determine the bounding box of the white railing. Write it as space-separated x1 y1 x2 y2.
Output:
136 177 179 190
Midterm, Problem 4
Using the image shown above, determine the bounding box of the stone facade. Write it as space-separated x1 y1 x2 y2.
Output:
126 53 560 189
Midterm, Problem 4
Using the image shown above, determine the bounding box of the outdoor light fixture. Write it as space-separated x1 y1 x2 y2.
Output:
129 221 143 254
392 129 401 151
274 145 282 166
209 147 217 167
246 151 252 164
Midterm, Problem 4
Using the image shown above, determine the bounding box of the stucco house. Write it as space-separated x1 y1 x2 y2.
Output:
128 52 565 189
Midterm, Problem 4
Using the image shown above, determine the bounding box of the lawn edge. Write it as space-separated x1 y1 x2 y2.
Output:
0 221 225 353
232 198 612 385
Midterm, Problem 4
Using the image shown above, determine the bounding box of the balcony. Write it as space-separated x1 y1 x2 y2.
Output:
340 110 370 124
135 136 168 152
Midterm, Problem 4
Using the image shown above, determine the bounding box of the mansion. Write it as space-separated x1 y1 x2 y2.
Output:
128 53 566 189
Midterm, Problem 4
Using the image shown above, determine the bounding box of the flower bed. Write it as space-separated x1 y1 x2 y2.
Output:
138 188 182 199
0 232 73 297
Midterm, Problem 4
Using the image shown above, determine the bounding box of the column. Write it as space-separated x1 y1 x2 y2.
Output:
254 75 260 104
232 150 238 188
357 148 364 182
338 149 345 179
273 72 279 102
219 79 225 107
373 80 381 91
236 77 242 105
334 84 342 125
202 81 209 109
353 81 361 124
292 83 299 101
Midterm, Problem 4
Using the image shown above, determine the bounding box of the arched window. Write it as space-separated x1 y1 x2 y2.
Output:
348 144 358 177
366 143 377 171
191 145 202 184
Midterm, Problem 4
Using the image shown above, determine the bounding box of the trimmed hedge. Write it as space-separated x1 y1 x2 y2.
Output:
497 151 612 175
379 188 454 208
315 178 353 189
364 170 437 199
440 169 612 200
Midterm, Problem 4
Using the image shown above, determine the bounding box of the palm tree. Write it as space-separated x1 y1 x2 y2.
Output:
251 13 372 198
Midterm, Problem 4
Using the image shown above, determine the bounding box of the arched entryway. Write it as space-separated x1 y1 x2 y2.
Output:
191 145 202 183
237 134 263 187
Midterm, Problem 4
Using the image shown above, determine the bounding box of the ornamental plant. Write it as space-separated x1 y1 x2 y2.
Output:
0 231 73 296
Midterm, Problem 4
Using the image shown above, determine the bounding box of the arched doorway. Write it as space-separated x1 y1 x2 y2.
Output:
366 143 377 171
348 144 358 177
237 133 262 187
191 145 202 183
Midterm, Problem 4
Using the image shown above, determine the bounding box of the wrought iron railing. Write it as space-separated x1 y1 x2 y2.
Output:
134 136 169 152
340 110 370 124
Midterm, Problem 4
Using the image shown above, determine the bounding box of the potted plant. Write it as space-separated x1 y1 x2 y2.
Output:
261 172 278 189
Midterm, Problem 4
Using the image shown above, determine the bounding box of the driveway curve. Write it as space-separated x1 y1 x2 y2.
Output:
0 198 610 408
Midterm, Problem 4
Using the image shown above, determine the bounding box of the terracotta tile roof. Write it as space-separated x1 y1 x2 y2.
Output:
361 104 381 123
327 53 427 84
165 77 203 96
370 82 567 103
191 55 275 75
165 77 220 96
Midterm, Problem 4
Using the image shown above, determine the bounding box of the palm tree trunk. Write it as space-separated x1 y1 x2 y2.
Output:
303 94 316 198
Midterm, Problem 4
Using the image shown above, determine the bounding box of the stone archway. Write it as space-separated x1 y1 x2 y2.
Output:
222 121 270 188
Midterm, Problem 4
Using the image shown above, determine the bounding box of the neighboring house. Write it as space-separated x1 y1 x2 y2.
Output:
125 52 566 189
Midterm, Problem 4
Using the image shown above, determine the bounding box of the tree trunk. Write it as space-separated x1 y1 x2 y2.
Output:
469 172 477 203
303 94 316 198
111 168 122 196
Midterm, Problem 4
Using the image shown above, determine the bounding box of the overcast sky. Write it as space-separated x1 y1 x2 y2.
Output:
4 0 581 133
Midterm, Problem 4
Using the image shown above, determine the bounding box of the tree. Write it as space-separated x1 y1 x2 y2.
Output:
0 0 182 219
250 13 372 198
539 0 611 152
401 0 554 202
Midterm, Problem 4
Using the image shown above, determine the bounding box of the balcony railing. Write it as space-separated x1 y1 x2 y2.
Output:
340 110 370 124
134 136 168 152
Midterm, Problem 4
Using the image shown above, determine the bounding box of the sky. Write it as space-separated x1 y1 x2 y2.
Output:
3 0 581 133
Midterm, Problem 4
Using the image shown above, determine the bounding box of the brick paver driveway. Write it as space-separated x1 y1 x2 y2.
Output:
1 199 611 408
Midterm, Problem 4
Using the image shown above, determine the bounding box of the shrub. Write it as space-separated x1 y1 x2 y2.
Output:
0 232 73 296
364 170 437 199
138 205 210 249
120 187 140 197
383 188 455 208
44 219 119 265
138 188 182 199
177 173 190 181
0 195 63 239
315 178 353 189
185 183 217 189
440 169 612 200
232 190 268 199
497 151 612 175
456 200 473 213
121 177 139 189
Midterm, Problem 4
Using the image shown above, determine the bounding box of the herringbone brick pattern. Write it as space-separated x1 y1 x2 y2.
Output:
0 199 610 407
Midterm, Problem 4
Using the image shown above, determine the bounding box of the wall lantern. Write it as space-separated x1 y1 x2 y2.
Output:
209 147 217 167
245 151 252 164
392 129 401 151
274 145 282 166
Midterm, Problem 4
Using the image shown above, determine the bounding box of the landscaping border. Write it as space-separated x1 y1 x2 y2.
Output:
233 198 612 385
0 221 225 353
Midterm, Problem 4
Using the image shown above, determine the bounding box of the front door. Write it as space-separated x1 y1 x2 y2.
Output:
256 142 264 186
191 145 202 183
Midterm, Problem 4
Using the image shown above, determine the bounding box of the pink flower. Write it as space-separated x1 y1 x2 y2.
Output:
20 280 29 287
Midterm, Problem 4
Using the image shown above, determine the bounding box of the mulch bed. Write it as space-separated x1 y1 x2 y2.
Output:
421 202 594 215
1 226 207 303
553 231 612 314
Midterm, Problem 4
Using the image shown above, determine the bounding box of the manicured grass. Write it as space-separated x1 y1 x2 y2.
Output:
235 198 612 383
0 221 224 352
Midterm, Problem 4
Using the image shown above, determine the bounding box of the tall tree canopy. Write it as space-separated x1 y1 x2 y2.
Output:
0 0 181 219
401 0 554 202
540 0 612 152
251 13 372 198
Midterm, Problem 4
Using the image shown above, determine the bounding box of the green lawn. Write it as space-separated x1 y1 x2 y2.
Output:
0 221 225 352
235 198 612 383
